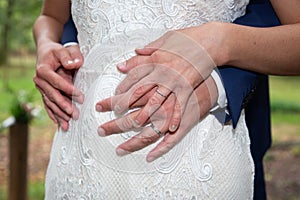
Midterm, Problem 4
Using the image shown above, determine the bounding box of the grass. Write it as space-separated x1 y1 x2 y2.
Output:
269 76 300 143
0 181 44 200
0 56 300 199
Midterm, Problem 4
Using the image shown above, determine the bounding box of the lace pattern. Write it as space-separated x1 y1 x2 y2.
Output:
45 1 254 199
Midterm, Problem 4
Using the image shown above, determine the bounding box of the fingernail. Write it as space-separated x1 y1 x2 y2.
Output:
67 60 73 65
97 127 106 137
136 45 145 50
117 61 126 70
95 104 102 112
74 58 80 63
65 107 72 115
72 108 79 120
147 156 156 163
170 124 177 132
116 148 130 156
78 94 85 104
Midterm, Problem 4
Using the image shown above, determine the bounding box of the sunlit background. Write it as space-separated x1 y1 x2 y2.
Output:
0 0 299 199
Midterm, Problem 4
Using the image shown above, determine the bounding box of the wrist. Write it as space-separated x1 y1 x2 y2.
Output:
200 22 237 67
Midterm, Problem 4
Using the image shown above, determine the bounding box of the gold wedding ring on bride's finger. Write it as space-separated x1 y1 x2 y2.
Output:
150 123 163 137
155 88 169 98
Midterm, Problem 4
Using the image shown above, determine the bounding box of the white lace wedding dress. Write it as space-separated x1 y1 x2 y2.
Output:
45 0 254 199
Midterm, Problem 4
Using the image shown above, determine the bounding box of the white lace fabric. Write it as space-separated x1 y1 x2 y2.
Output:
45 1 254 199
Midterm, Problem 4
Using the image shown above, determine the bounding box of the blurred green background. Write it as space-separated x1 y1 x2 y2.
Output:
0 0 299 199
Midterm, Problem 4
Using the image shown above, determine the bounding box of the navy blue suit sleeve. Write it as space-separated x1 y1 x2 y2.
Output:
218 0 280 127
61 16 78 45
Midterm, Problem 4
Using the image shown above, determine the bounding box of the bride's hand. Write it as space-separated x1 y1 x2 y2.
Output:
34 42 84 130
96 76 218 162
109 23 225 132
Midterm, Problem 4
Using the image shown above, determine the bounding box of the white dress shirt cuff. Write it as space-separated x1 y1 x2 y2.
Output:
210 69 227 111
63 42 79 48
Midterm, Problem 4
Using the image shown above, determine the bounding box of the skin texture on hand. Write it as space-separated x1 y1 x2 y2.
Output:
96 75 218 162
96 27 219 135
34 43 84 131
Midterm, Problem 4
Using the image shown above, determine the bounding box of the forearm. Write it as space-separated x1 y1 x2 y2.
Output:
33 0 70 48
223 23 300 75
33 15 64 47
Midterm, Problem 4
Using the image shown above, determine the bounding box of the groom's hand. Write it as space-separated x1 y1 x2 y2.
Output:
34 42 84 131
96 76 219 162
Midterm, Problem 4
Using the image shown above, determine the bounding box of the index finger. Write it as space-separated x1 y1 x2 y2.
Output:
36 64 83 102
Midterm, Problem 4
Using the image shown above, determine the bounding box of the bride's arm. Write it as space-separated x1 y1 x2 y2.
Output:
33 0 71 46
33 1 84 131
221 0 300 75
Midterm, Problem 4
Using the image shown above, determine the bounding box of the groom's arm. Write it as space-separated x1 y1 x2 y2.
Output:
59 0 280 128
218 0 280 127
61 16 78 45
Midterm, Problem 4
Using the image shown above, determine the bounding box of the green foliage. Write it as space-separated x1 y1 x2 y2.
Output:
28 181 45 200
8 88 35 123
0 0 43 54
0 181 45 200
271 101 300 113
0 186 6 200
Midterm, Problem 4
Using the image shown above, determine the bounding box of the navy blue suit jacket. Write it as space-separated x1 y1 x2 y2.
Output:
61 1 280 199
218 1 280 199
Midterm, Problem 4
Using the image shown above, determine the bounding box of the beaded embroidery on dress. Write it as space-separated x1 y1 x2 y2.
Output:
45 0 255 199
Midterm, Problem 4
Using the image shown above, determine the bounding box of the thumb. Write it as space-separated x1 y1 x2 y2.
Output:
117 55 151 73
65 45 84 70
135 32 169 55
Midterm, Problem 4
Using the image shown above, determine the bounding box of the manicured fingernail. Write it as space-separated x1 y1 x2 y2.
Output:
116 148 130 156
74 58 80 63
117 61 126 70
67 60 73 65
170 124 177 132
97 127 106 137
95 104 102 112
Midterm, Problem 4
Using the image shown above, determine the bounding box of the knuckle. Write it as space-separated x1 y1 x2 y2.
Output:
46 92 55 101
133 85 145 96
36 66 44 76
128 68 140 81
174 102 182 112
161 139 176 150
120 116 133 130
150 52 161 63
171 117 181 125
52 79 62 89
140 135 155 146
149 95 161 106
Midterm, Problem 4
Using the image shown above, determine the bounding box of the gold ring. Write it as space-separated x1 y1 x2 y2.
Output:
156 88 168 98
150 123 162 136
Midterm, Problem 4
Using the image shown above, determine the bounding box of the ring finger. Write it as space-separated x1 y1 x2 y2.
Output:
133 85 171 127
115 94 176 156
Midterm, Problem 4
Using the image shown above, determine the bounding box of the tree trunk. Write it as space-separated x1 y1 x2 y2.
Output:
0 0 16 66
9 122 28 200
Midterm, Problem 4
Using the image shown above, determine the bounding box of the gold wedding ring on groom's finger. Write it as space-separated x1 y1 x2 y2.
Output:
150 123 163 137
41 93 46 98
